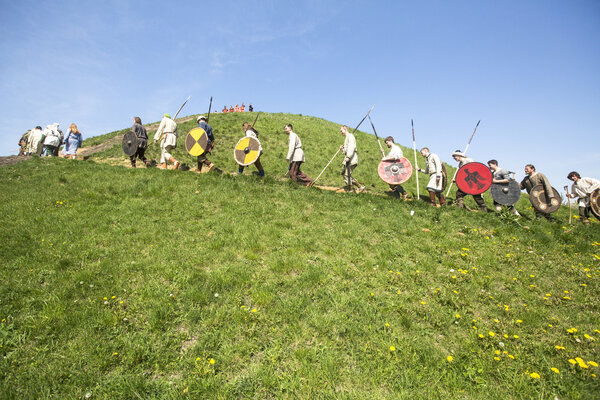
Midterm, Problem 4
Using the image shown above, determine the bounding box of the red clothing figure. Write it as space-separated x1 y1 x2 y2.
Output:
235 104 240 112
229 106 234 113
241 103 245 112
223 106 228 113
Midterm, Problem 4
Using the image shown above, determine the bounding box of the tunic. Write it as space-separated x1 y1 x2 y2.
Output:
286 131 305 162
63 130 83 155
383 144 403 160
27 128 44 154
423 153 443 192
572 177 600 207
520 172 555 198
43 125 61 147
246 129 262 152
343 133 358 166
154 117 178 148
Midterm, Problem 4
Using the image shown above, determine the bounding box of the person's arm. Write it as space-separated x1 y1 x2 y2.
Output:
154 119 165 142
541 174 555 199
286 134 295 161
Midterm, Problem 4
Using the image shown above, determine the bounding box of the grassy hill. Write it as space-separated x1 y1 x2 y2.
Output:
0 113 599 399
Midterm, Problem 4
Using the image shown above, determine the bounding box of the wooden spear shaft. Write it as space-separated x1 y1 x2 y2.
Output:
368 115 385 157
565 185 572 224
445 120 481 197
412 119 420 200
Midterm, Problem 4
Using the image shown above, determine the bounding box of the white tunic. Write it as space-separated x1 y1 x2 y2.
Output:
383 143 403 160
245 129 263 152
572 177 600 207
43 124 61 147
423 153 443 192
286 131 305 162
343 132 358 165
27 128 44 153
154 117 178 148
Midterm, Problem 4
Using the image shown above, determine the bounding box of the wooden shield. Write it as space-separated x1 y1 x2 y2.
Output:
122 131 138 156
378 157 412 185
490 179 521 206
529 184 561 214
234 136 260 166
456 162 492 195
185 127 208 157
590 188 600 218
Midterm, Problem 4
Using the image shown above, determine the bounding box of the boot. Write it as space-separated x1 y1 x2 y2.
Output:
438 194 446 206
429 191 437 206
456 198 465 208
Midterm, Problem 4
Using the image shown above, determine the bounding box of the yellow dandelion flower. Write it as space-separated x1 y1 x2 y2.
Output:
551 367 559 374
446 356 453 362
494 319 499 323
588 361 598 367
516 320 523 324
494 357 500 361
385 323 390 327
513 335 519 339
576 358 588 369
478 333 484 338
555 345 565 350
209 358 215 364
568 359 577 365
489 331 495 337
494 350 501 355
530 372 540 379
251 308 257 313
508 354 515 359
195 357 201 361
455 313 461 318
584 334 595 341
390 346 396 352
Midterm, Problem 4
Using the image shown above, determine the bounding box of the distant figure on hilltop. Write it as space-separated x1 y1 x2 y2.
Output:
62 123 83 159
27 126 44 156
285 124 312 186
235 104 240 112
241 103 245 112
130 117 149 168
339 125 365 193
154 113 180 170
566 171 600 225
381 137 408 199
222 106 228 113
43 123 62 157
248 104 254 112
418 147 446 207
519 164 555 220
229 105 234 113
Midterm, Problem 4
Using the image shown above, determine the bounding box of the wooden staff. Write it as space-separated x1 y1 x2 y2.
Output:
251 112 261 128
412 119 420 200
565 185 572 224
445 120 481 197
368 115 385 157
174 96 191 120
310 105 374 187
206 96 213 123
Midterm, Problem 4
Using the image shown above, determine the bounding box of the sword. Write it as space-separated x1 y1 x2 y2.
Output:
173 96 191 120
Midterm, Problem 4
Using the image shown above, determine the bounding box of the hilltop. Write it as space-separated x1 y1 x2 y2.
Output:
0 113 598 399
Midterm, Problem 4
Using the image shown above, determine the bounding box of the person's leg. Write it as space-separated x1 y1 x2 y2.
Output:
429 191 437 206
579 206 590 224
455 189 466 208
473 194 488 211
254 157 265 177
437 192 446 205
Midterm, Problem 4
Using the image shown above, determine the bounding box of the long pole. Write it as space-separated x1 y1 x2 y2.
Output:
251 112 261 128
412 119 420 200
173 96 191 120
445 120 481 197
311 105 374 187
206 96 213 123
565 186 572 224
368 115 385 157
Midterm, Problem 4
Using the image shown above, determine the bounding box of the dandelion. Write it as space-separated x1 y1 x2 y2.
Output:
551 367 560 374
530 372 540 379
555 345 565 350
508 354 515 360
588 361 598 367
385 323 390 327
576 358 588 369
568 359 577 365
489 331 496 337
584 334 595 341
494 357 500 361
478 334 484 339
195 357 201 361
513 335 519 339
389 346 396 352
516 320 523 324
251 308 257 313
455 313 461 319
494 350 501 355
209 358 215 364
446 355 453 362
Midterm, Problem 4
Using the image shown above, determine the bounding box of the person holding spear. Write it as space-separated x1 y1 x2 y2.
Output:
340 125 366 193
382 136 409 199
418 147 446 207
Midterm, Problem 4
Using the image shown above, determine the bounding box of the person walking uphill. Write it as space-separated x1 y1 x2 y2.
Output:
154 114 180 170
196 115 215 172
236 122 265 177
519 164 555 220
339 125 365 193
451 150 488 211
567 171 600 224
383 136 408 199
130 117 149 167
43 123 62 156
63 124 83 159
418 147 446 206
285 124 312 186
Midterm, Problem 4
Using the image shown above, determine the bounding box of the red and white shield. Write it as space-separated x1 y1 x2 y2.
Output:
456 162 492 195
378 157 413 185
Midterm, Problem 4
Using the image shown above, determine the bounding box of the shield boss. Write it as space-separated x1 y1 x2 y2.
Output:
234 136 261 166
122 131 138 156
529 184 561 214
378 157 412 185
456 162 492 195
490 179 521 206
590 188 600 218
185 127 209 157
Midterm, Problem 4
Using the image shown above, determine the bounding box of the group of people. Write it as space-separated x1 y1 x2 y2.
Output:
18 123 83 159
221 103 253 113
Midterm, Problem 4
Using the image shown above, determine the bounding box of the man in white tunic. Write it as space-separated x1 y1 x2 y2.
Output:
26 126 44 155
382 137 408 199
339 125 365 193
154 114 180 170
567 171 600 224
285 124 312 186
418 147 446 206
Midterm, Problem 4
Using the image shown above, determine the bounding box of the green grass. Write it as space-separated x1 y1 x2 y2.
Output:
0 157 598 399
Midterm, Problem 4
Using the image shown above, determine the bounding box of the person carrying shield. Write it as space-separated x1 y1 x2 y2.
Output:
129 117 149 167
418 147 446 206
382 136 408 199
339 125 366 193
487 159 520 215
566 171 600 225
236 122 264 177
154 113 180 170
519 164 555 220
196 115 215 172
450 151 488 212
285 124 312 186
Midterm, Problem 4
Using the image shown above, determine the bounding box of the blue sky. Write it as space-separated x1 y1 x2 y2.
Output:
1 0 598 189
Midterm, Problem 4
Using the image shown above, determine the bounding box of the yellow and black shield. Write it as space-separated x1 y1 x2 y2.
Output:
185 127 209 157
234 136 261 166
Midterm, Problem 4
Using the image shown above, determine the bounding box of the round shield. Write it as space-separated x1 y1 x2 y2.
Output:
456 162 492 195
234 136 261 166
529 184 561 214
185 127 209 157
490 179 521 206
378 157 413 185
590 188 600 218
122 131 138 156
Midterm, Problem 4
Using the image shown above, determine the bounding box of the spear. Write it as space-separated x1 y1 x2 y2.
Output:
368 115 385 157
445 120 481 197
251 112 261 128
173 95 191 120
412 119 420 200
206 96 213 123
564 185 572 224
311 105 374 187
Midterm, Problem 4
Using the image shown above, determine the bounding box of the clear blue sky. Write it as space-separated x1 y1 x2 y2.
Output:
1 0 598 189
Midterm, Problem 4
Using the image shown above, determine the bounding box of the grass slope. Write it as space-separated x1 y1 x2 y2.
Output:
0 157 598 399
